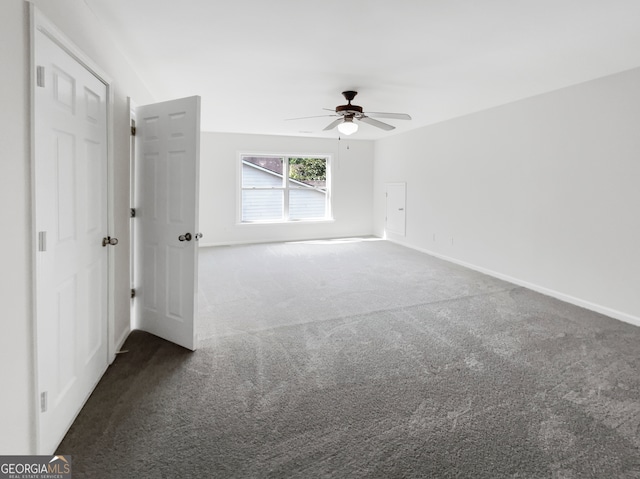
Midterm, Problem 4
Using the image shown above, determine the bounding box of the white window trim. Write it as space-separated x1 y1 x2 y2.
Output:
237 153 332 224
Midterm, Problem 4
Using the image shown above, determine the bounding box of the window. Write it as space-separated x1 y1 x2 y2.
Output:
240 155 330 222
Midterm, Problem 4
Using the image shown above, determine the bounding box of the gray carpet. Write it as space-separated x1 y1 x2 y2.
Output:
58 239 640 478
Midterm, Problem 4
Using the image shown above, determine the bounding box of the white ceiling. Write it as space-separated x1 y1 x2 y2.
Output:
84 0 640 140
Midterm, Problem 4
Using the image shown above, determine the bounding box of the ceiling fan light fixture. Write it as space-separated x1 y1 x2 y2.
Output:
337 118 358 135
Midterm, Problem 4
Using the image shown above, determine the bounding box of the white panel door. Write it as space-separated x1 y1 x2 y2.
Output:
386 182 406 236
34 24 109 452
134 97 201 351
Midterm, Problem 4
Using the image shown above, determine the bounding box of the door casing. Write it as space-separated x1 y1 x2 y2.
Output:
385 182 407 237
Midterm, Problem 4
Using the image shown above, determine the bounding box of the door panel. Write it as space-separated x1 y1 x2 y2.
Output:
34 24 109 453
134 97 200 351
386 182 406 236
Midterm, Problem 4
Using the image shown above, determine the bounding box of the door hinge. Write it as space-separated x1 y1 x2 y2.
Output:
130 208 136 218
38 231 47 252
36 66 45 88
131 288 136 299
40 392 48 413
130 125 136 136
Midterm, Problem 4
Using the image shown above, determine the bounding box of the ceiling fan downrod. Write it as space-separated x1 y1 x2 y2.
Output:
337 91 362 115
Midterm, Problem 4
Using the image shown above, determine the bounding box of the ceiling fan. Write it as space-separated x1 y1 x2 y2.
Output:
287 91 411 135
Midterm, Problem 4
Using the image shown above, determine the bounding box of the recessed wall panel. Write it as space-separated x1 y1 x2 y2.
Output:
84 87 100 124
168 152 185 224
143 245 158 312
143 154 159 220
55 132 77 242
85 140 101 233
56 276 77 402
53 66 76 113
85 260 103 364
143 116 159 141
166 246 184 321
169 112 186 138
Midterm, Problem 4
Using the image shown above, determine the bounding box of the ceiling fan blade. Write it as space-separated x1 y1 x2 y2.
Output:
359 116 395 131
365 112 412 120
285 114 338 121
323 118 344 131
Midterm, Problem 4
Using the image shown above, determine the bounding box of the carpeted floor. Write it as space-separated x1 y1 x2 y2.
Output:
58 239 640 478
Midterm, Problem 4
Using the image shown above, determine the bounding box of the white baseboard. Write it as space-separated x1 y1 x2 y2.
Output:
387 239 640 329
199 234 378 249
114 326 131 356
198 240 255 248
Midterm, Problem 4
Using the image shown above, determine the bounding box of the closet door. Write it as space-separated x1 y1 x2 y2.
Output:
34 13 109 453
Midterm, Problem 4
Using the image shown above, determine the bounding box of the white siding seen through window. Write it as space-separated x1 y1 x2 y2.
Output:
240 155 330 222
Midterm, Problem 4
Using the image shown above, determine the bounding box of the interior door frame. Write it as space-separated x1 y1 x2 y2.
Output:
30 5 116 453
128 98 138 330
385 182 407 237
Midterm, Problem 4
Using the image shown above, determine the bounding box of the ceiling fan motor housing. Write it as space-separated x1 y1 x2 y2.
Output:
336 91 362 116
336 104 362 116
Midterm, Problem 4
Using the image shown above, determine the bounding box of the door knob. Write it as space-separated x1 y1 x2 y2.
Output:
179 233 192 242
195 233 203 241
102 236 118 247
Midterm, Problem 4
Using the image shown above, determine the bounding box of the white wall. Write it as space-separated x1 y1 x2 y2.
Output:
0 0 154 453
374 67 640 324
0 0 33 456
200 133 374 245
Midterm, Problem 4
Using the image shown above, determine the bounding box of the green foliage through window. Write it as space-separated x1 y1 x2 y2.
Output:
288 158 326 182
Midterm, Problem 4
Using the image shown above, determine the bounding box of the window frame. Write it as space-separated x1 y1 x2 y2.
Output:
237 153 332 224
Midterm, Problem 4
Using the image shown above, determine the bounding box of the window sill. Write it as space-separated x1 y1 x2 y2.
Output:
236 218 335 226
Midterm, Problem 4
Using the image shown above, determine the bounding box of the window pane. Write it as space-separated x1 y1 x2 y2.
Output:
289 189 326 220
242 157 284 188
241 190 283 221
288 158 326 190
